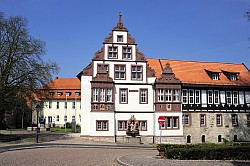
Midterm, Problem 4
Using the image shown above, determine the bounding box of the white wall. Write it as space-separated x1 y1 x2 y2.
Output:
93 61 147 84
113 31 128 43
114 84 154 112
155 112 183 136
115 113 154 136
90 112 114 136
81 76 92 135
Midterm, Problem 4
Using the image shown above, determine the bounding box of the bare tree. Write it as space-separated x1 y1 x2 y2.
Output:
0 12 59 128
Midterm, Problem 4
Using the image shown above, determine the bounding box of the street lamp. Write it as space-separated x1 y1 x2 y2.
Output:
35 104 40 143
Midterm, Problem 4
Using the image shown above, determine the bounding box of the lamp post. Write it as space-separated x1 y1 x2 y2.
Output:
35 104 40 143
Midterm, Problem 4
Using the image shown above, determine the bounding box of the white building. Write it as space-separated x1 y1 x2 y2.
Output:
32 77 81 128
77 13 183 143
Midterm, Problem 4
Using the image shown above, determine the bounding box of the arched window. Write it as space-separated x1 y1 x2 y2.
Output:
218 135 222 143
202 135 205 143
187 135 191 143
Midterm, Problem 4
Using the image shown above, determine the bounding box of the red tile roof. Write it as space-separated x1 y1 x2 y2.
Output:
39 78 81 99
147 58 250 86
47 78 81 89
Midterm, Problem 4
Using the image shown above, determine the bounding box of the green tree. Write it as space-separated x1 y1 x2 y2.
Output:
0 12 59 128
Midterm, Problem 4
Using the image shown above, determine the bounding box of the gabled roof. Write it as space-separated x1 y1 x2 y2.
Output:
38 77 81 99
147 58 250 86
46 77 80 90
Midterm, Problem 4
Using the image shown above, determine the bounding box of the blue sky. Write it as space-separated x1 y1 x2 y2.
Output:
1 0 250 78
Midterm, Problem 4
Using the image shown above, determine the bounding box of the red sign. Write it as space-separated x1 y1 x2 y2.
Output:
158 116 166 125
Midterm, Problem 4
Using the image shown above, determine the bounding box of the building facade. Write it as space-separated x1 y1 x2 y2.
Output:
77 14 250 144
32 77 81 128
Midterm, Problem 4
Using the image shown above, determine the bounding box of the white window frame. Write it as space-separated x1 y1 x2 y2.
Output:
138 120 147 131
230 74 237 81
195 90 200 104
108 46 117 59
96 120 108 131
118 120 127 131
140 89 147 104
200 114 206 127
93 88 98 102
216 114 222 126
114 65 126 80
158 89 164 102
233 91 238 105
189 89 194 104
131 65 143 80
173 89 180 102
106 89 112 102
214 90 220 104
208 90 213 104
212 73 219 80
57 92 62 96
182 89 188 104
226 91 232 104
100 88 105 102
120 89 127 104
166 89 172 102
122 46 132 59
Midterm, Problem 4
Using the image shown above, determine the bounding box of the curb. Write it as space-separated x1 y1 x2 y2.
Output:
116 155 132 166
0 143 156 153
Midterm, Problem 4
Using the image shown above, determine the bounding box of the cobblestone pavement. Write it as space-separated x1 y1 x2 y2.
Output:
117 153 250 166
0 131 250 166
0 147 155 166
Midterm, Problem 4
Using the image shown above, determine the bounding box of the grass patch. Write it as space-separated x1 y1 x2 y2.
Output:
50 127 72 133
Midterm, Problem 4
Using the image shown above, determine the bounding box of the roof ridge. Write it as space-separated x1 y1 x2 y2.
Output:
146 58 244 66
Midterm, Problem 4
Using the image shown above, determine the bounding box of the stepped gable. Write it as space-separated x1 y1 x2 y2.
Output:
104 12 136 44
155 62 181 84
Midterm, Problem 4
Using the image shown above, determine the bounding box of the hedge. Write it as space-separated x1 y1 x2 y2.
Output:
157 143 250 160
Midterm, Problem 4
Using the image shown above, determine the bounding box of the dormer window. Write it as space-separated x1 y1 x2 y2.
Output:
211 73 219 80
117 35 123 42
221 70 239 81
230 74 237 81
75 92 80 96
66 92 71 97
204 69 221 81
49 92 54 96
57 92 63 96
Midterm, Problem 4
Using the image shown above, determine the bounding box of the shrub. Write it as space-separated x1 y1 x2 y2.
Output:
157 143 250 160
66 122 72 128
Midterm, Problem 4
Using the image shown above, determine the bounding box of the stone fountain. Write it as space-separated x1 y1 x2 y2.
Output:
125 115 141 143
